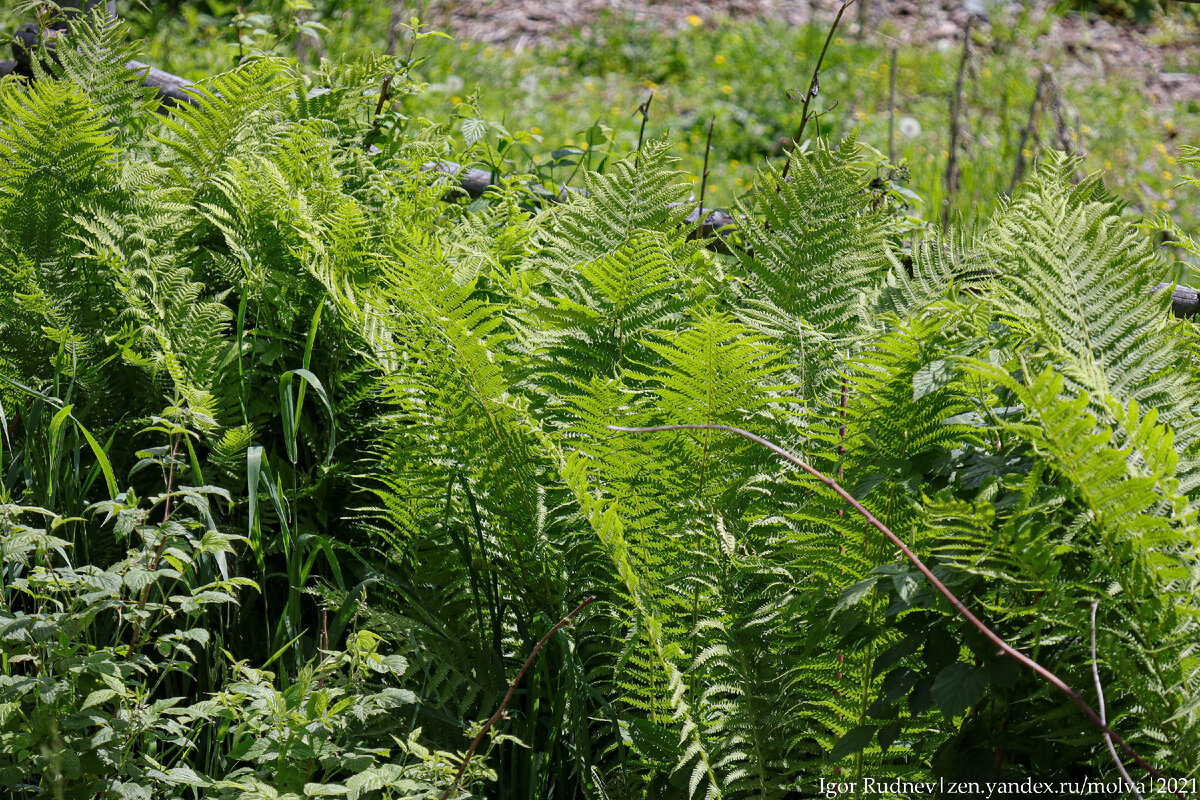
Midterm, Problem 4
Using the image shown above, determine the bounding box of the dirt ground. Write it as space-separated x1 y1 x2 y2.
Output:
413 0 1200 107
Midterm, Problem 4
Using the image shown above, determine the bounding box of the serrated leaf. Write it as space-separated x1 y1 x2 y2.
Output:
81 688 119 710
461 118 488 146
913 358 954 400
932 662 988 720
829 725 876 761
878 721 902 754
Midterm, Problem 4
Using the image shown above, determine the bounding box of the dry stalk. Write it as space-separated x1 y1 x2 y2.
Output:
607 423 1186 799
943 14 975 232
440 596 598 800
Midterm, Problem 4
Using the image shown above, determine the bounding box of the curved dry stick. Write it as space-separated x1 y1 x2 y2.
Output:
606 423 1184 799
1091 602 1142 799
440 595 598 800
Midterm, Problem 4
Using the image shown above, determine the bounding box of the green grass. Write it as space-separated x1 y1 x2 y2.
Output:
87 3 1200 232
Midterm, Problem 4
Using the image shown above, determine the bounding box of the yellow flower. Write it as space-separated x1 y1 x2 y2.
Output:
708 184 718 194
530 126 542 135
1156 142 1168 154
854 109 867 121
1162 171 1173 181
1164 187 1173 198
686 14 702 26
1021 148 1033 158
1104 159 1113 170
450 96 462 105
483 46 493 56
1080 124 1091 135
721 85 733 95
459 42 469 51
734 177 745 186
714 54 725 65
644 80 658 89
982 67 992 78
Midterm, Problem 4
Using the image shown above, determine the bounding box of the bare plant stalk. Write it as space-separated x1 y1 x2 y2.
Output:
943 14 974 232
696 117 715 235
887 47 898 164
606 423 1185 799
1008 66 1049 194
440 596 598 800
634 92 654 161
781 0 859 183
385 1 405 55
1091 602 1143 799
856 0 869 41
362 73 393 152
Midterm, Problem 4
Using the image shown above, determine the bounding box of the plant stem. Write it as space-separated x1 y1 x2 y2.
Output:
781 0 858 183
943 14 974 232
440 596 598 800
887 47 897 164
1091 602 1142 799
607 423 1185 799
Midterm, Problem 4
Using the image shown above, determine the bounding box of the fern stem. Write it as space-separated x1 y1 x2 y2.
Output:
608 423 1186 797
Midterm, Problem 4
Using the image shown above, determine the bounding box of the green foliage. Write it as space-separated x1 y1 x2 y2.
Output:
2 9 1200 800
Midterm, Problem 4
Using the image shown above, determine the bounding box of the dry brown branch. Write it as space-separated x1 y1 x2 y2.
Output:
608 423 1187 800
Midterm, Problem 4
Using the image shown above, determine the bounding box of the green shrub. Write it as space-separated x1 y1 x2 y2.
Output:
2 9 1199 800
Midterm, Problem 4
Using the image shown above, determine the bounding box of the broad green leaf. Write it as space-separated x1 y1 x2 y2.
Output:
931 662 988 720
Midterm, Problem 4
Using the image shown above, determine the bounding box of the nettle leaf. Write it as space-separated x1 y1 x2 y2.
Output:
931 662 987 720
345 764 404 800
881 667 919 702
829 725 876 762
461 118 488 146
835 576 879 611
878 721 903 754
912 358 955 400
81 688 120 710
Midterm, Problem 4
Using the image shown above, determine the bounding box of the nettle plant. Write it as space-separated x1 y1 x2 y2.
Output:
0 447 479 799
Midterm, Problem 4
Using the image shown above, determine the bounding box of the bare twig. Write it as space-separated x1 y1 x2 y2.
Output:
1008 66 1050 194
887 47 898 164
781 0 858 183
696 117 715 233
363 73 393 151
1091 602 1143 799
606 423 1185 799
440 596 598 800
943 14 974 232
634 91 654 160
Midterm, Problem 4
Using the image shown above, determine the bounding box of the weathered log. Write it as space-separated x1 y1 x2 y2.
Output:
11 22 200 107
126 60 200 108
4 11 1195 319
1152 283 1200 318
